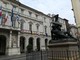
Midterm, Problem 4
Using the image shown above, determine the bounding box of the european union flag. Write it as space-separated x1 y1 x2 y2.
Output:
0 5 2 25
11 8 14 26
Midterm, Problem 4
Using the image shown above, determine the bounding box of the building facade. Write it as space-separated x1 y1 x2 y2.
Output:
71 0 80 33
58 18 68 32
0 0 69 56
69 24 78 38
0 0 51 55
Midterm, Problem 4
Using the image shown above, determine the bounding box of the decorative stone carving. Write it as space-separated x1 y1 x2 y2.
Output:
12 35 17 48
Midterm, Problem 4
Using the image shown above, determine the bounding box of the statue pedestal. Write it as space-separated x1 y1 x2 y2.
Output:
48 39 78 51
48 39 79 60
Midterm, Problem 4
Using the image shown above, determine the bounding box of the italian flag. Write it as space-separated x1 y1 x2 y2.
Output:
4 12 8 23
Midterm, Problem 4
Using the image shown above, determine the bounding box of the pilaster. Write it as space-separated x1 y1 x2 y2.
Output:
9 30 12 48
33 38 37 51
18 32 20 47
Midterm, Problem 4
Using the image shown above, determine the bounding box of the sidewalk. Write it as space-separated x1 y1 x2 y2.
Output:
0 53 26 60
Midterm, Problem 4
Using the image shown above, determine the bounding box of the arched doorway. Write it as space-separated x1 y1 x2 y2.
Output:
45 39 48 50
36 38 40 51
20 36 25 53
28 37 34 51
0 35 6 55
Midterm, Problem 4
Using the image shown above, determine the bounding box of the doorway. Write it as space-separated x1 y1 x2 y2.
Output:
20 36 25 53
0 35 6 55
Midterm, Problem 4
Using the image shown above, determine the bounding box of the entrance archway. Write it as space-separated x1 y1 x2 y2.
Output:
45 39 48 50
0 35 6 55
28 37 34 51
36 38 40 51
20 36 25 53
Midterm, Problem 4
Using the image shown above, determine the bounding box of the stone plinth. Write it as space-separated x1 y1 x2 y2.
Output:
48 39 78 51
48 39 79 60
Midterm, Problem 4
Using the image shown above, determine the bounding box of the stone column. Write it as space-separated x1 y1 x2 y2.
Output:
25 36 29 51
33 38 37 51
40 38 45 50
9 31 12 48
18 32 20 47
25 37 28 48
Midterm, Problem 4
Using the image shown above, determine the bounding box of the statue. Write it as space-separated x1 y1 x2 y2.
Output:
50 14 76 43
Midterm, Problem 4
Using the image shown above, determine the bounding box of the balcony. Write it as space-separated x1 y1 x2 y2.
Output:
21 29 44 35
2 7 44 31
0 24 20 31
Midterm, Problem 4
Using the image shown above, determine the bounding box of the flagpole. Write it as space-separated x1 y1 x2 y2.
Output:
17 0 20 28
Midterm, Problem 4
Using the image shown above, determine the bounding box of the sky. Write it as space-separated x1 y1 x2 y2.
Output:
19 0 75 24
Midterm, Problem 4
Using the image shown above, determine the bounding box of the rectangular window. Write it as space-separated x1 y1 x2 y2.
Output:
28 11 32 17
37 25 39 32
29 24 32 31
44 17 46 22
21 21 24 30
35 14 38 19
29 24 32 34
21 9 24 14
45 26 47 34
44 26 48 36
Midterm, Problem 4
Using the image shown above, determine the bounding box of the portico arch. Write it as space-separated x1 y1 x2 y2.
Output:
0 35 6 55
20 36 25 53
36 38 40 51
45 39 48 50
28 37 34 51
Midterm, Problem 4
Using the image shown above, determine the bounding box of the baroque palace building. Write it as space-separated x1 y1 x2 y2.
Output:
71 0 80 33
0 0 68 56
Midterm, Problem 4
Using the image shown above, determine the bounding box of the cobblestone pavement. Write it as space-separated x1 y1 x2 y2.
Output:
26 51 48 60
0 51 48 60
0 54 26 60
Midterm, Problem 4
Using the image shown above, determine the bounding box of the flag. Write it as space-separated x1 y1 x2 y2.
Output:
0 5 2 17
11 8 13 22
11 7 14 26
15 14 20 28
16 14 19 21
16 14 22 28
4 12 8 24
0 5 2 24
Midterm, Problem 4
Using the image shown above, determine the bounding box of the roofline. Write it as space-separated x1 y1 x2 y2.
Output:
8 0 51 18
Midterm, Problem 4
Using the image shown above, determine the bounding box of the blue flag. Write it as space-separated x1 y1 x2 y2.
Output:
11 8 14 22
11 8 14 26
16 14 19 21
0 5 2 25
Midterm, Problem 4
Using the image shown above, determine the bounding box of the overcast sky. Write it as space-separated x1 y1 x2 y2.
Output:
19 0 75 24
